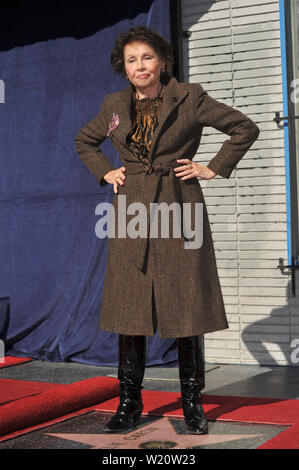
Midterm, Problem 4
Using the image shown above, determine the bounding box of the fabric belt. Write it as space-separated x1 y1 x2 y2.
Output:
123 160 185 272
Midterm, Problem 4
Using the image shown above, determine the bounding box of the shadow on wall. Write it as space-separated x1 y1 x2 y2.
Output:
0 0 155 51
242 278 299 367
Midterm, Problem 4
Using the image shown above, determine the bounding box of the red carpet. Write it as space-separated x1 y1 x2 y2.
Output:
96 390 299 449
0 378 65 405
0 356 34 368
1 378 299 448
0 377 120 440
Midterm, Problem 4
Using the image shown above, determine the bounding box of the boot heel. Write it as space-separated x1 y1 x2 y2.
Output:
128 411 142 428
131 408 142 423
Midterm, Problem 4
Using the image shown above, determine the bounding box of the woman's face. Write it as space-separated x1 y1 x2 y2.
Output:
123 41 165 92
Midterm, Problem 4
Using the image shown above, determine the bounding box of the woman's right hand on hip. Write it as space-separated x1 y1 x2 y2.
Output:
103 167 126 193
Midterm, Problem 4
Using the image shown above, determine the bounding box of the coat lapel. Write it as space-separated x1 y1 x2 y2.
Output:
148 77 189 163
111 77 189 163
113 84 134 145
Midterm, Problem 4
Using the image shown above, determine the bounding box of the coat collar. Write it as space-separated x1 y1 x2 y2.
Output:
114 76 189 163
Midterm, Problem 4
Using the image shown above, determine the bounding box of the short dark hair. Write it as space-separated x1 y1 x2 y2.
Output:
110 26 174 79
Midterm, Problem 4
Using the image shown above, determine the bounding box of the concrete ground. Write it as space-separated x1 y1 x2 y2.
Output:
1 359 299 399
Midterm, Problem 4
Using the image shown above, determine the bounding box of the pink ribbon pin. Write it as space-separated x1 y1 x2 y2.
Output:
107 113 119 137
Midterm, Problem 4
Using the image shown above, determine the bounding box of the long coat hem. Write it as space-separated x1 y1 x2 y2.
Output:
99 323 229 339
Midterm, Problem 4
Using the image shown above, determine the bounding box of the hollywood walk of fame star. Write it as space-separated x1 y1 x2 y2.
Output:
46 416 262 449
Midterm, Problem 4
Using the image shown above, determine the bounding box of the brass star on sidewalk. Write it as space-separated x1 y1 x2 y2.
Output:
46 417 261 449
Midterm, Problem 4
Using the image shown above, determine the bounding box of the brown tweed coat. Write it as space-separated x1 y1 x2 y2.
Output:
74 76 260 339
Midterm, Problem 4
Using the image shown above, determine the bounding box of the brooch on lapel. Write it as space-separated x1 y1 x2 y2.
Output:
107 113 119 137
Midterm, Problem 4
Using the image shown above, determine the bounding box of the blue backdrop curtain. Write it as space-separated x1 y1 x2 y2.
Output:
0 0 178 366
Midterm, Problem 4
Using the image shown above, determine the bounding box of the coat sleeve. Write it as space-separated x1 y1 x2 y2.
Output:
195 84 260 179
74 95 116 186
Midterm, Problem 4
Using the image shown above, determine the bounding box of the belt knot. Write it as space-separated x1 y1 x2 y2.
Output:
143 162 174 176
153 165 171 176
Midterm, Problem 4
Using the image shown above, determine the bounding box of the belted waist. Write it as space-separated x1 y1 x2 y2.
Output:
124 160 179 176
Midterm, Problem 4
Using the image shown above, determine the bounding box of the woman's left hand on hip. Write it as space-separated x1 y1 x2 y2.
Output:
174 159 216 180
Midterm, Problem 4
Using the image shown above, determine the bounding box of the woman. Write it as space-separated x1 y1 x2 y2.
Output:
75 26 260 435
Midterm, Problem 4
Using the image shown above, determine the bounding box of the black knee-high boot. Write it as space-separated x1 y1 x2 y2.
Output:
177 335 208 434
104 334 147 432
